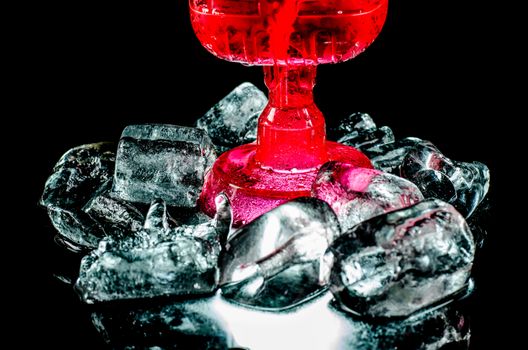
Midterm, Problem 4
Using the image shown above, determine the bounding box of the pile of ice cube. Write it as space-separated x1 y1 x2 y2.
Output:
40 83 489 323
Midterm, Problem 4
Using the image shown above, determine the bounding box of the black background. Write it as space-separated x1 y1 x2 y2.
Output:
17 1 514 348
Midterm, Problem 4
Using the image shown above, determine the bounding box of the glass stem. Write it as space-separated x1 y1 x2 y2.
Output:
255 65 328 171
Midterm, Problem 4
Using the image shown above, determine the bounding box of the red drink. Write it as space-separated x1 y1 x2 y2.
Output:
190 0 389 226
190 0 388 65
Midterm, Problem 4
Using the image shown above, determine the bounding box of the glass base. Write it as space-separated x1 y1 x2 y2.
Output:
199 141 372 227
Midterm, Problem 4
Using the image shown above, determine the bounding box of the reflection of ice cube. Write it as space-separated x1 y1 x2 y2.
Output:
40 142 115 248
196 82 267 152
325 199 475 318
220 197 340 310
111 124 216 208
92 297 234 350
213 290 470 350
401 141 490 217
365 304 471 349
76 196 231 303
313 162 423 232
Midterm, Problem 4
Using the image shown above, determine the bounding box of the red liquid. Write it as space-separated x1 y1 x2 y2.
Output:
190 0 388 225
190 0 388 65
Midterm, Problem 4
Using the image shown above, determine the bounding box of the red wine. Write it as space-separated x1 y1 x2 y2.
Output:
190 0 388 65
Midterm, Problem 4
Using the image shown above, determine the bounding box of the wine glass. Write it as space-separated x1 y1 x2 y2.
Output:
190 0 389 226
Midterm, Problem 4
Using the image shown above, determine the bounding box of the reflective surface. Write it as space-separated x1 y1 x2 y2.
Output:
26 1 505 348
90 290 472 350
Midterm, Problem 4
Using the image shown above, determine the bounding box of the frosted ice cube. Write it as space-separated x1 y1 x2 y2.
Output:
40 142 115 248
196 82 267 152
111 124 216 208
82 180 145 238
76 195 231 303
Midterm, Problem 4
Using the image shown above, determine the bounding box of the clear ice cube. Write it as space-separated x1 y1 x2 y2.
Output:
333 112 395 151
196 82 267 152
401 141 490 217
332 112 377 141
82 180 145 238
339 126 395 150
466 196 491 249
111 124 216 208
325 199 475 318
363 137 423 173
76 195 231 303
313 161 424 232
47 207 104 248
40 142 116 248
220 197 340 310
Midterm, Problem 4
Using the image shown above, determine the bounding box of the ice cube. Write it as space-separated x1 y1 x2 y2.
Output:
333 112 395 151
40 142 116 248
313 162 424 232
47 207 104 249
82 180 145 238
406 169 457 202
339 126 395 150
325 199 475 318
91 298 234 349
220 197 340 310
76 196 231 303
401 141 490 217
465 196 491 249
196 82 267 152
41 142 115 208
111 124 216 208
332 112 377 141
450 161 491 218
363 137 423 173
